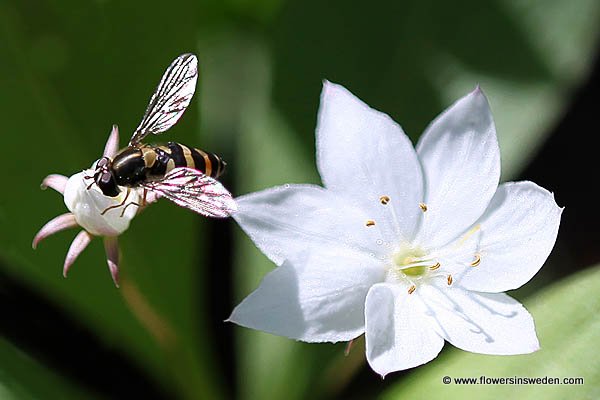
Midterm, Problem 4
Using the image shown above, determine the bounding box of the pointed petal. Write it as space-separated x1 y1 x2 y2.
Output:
103 124 120 159
316 81 424 241
365 283 444 377
234 184 386 265
229 253 384 343
41 174 69 195
104 236 120 287
32 213 78 249
63 230 93 278
415 88 500 248
459 181 562 292
421 285 539 355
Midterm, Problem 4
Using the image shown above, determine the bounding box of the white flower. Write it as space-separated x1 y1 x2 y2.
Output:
33 125 140 287
228 82 562 376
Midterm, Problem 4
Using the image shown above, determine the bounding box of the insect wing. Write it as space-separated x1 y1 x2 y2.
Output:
130 54 198 146
142 168 236 217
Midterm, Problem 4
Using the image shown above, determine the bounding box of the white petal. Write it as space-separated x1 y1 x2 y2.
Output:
234 184 386 265
229 256 384 343
316 81 424 242
420 285 539 355
365 283 444 377
415 88 500 248
41 174 68 195
459 181 562 292
64 171 139 236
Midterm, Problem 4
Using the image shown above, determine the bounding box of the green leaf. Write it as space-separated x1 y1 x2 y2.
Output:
381 265 600 400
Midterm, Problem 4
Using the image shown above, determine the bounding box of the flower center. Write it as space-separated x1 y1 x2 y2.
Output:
387 245 449 294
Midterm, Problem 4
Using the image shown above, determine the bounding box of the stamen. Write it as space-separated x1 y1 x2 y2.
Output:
470 253 481 267
447 274 453 286
429 262 441 271
419 202 428 212
408 285 416 295
365 220 376 227
379 195 390 205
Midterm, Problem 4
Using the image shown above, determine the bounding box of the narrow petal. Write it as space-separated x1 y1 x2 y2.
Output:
316 81 424 242
458 181 562 292
420 285 539 355
41 174 69 195
104 236 120 287
63 230 93 278
103 124 120 159
32 213 78 249
415 88 500 248
365 283 444 377
229 253 384 343
234 184 386 265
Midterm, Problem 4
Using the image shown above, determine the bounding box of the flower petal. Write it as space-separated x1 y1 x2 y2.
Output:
365 283 444 377
64 171 139 236
104 236 120 287
316 81 424 242
234 184 386 265
228 253 384 343
415 88 500 248
63 230 93 278
420 285 539 355
459 181 562 292
41 174 69 195
32 213 78 249
103 124 120 159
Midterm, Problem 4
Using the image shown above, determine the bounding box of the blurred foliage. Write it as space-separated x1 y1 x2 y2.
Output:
0 0 599 399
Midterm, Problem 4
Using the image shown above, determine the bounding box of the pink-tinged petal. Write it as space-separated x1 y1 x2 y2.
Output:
63 230 93 278
32 213 78 249
41 174 69 195
103 236 120 288
103 124 120 159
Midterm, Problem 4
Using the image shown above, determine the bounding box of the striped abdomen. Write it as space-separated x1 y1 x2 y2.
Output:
144 142 225 179
111 142 225 187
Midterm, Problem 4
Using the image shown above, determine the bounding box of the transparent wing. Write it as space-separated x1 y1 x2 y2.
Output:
129 53 198 146
141 168 237 218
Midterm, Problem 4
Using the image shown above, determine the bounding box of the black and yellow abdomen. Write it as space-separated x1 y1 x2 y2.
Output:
111 142 225 188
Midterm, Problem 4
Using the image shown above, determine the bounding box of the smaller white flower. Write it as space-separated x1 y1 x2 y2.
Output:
229 82 563 376
33 125 140 286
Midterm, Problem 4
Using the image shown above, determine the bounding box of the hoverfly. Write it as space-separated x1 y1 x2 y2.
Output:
90 53 236 218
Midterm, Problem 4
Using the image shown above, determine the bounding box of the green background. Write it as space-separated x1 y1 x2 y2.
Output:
0 1 598 399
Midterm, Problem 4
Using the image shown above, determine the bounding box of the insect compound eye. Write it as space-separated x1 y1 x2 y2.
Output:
101 172 112 184
97 157 109 169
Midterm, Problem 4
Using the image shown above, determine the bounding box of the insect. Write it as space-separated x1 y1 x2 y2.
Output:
90 53 236 218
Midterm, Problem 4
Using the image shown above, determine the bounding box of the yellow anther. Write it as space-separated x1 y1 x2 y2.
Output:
408 285 416 295
470 253 481 267
429 262 441 271
365 220 376 227
379 195 390 205
419 202 428 212
447 274 453 286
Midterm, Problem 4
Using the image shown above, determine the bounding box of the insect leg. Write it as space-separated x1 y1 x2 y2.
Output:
101 187 140 217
